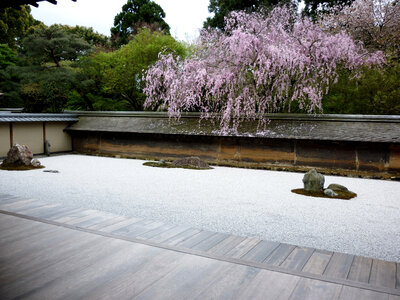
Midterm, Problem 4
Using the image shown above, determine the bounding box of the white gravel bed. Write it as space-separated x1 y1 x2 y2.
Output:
1 154 399 262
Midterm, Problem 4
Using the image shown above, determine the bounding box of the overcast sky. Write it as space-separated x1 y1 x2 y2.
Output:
31 0 212 42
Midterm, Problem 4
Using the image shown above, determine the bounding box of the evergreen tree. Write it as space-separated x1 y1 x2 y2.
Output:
111 0 170 47
0 5 37 49
22 25 91 67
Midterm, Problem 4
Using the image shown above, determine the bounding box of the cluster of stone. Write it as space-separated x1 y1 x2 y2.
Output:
2 144 41 167
302 169 352 198
172 156 210 169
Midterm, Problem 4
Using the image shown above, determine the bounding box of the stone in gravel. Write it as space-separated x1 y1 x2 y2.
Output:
327 183 349 192
303 169 325 192
324 188 338 197
172 156 210 169
2 144 33 166
43 170 59 173
31 159 41 167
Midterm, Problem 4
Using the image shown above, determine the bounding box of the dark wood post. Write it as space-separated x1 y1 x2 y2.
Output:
43 122 46 154
9 122 13 147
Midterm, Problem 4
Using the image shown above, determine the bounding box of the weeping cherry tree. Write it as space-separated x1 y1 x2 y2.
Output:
144 6 384 133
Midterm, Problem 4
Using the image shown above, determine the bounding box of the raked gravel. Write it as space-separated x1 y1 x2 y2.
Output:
1 154 399 262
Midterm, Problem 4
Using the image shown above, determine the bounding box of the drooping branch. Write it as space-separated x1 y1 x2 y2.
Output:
144 6 384 133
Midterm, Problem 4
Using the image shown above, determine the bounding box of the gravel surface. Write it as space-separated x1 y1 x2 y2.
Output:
1 154 399 262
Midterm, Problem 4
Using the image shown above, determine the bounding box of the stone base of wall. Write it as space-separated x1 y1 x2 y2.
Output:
71 131 400 180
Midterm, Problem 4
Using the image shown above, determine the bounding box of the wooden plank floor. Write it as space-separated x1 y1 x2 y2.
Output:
0 193 399 299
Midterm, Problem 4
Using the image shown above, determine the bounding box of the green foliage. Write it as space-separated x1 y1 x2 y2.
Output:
105 29 186 110
203 0 289 30
17 66 78 112
1 25 95 112
57 25 111 48
0 66 24 108
0 44 19 69
71 29 187 111
111 0 170 47
0 5 37 49
322 62 400 115
22 24 92 67
65 50 125 111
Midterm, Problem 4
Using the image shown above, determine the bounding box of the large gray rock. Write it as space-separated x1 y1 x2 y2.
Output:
2 144 33 166
303 169 325 192
172 156 210 169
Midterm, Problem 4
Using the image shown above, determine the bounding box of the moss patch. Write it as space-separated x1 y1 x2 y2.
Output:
143 161 212 170
291 188 357 200
0 163 45 171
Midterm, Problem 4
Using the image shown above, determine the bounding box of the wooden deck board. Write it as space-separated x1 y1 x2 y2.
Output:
191 263 262 299
241 240 280 263
44 207 85 221
134 255 226 299
324 252 355 280
136 223 177 240
224 237 261 259
176 230 217 248
63 210 105 225
50 209 90 223
0 220 50 243
0 230 94 284
73 214 115 228
0 198 45 212
15 203 62 217
339 285 389 300
288 278 343 300
159 228 201 246
1 239 130 299
1 194 399 299
114 220 166 238
280 247 315 271
206 235 247 256
0 214 40 233
0 238 108 296
73 250 185 300
397 263 400 289
100 217 143 233
264 243 297 266
235 269 301 299
347 256 373 283
86 215 128 230
190 265 260 298
369 259 397 289
146 225 191 244
0 195 21 203
18 243 163 300
302 250 333 275
190 232 230 252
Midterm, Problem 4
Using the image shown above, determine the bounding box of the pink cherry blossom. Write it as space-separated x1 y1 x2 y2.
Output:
144 6 384 133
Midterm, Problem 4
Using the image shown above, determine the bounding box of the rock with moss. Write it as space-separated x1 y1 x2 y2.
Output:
1 144 43 170
171 157 210 169
302 169 325 192
3 144 33 166
327 183 349 192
